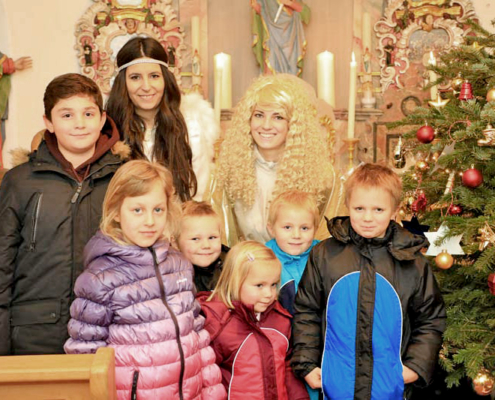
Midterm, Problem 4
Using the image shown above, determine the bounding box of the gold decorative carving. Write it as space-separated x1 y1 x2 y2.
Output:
375 0 477 92
75 0 184 95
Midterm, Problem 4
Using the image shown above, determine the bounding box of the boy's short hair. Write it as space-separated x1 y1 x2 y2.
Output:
182 200 219 219
268 190 320 228
43 73 103 121
179 201 221 234
344 163 402 209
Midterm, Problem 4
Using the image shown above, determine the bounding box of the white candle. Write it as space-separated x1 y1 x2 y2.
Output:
317 51 335 108
362 12 371 52
191 16 200 53
214 67 222 123
348 52 357 139
429 51 438 100
213 53 232 109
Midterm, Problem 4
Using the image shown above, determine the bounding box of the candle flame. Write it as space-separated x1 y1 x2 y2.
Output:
429 51 436 66
352 52 356 63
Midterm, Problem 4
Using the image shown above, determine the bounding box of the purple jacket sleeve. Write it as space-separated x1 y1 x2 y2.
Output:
64 270 113 354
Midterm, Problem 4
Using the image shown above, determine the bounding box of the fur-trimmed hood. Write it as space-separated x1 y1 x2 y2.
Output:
9 115 130 168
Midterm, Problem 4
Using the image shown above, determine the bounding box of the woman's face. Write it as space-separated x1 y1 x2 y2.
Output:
250 104 289 162
125 61 165 117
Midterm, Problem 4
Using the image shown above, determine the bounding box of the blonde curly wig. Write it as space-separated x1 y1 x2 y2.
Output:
217 74 334 208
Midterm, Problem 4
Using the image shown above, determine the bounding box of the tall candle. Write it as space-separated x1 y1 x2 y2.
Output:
213 53 232 109
429 51 438 100
191 16 200 53
347 52 357 139
214 67 222 122
316 51 335 108
362 12 371 52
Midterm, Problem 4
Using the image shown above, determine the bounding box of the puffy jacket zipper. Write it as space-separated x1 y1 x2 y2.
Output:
149 247 185 400
131 370 139 400
29 193 43 251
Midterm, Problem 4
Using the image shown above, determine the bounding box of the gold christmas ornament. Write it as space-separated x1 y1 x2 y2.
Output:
435 250 454 269
472 369 494 396
472 41 485 50
478 222 495 251
415 160 429 171
486 88 495 102
428 93 450 108
478 124 495 146
452 74 464 91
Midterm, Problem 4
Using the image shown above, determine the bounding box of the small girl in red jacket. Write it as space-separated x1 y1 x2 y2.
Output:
199 241 309 400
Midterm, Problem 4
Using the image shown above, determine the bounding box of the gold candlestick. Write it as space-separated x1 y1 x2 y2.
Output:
342 137 360 170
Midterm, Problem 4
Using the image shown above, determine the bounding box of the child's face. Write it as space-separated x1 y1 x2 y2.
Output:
250 105 289 162
126 61 165 116
348 186 397 239
177 216 222 267
43 95 106 164
268 204 315 256
115 180 168 247
239 260 280 313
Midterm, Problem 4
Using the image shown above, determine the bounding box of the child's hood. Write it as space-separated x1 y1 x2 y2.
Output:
9 116 130 169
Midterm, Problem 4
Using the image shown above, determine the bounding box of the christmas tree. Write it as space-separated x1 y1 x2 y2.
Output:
388 20 495 395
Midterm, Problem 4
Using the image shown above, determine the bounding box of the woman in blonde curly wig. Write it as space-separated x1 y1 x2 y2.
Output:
215 74 338 244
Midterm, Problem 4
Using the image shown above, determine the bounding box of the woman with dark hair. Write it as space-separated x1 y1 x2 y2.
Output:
106 37 198 201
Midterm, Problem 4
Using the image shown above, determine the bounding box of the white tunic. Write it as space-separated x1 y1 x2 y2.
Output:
234 147 277 243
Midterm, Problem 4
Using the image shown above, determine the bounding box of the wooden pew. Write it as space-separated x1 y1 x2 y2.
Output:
0 347 116 400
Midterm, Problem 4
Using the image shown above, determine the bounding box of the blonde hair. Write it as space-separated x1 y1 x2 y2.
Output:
344 163 403 209
268 189 320 228
208 241 281 309
100 160 181 244
178 200 221 237
217 74 334 208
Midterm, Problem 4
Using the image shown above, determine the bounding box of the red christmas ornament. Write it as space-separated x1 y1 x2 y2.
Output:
488 273 495 296
447 204 463 215
458 81 474 100
411 192 427 213
416 125 435 144
462 168 483 188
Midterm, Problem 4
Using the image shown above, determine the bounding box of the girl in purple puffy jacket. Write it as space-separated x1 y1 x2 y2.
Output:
65 160 226 400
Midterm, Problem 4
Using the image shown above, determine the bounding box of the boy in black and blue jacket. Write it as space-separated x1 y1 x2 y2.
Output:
291 163 446 400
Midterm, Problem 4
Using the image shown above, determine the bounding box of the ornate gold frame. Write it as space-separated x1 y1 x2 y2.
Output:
75 0 184 95
375 0 477 91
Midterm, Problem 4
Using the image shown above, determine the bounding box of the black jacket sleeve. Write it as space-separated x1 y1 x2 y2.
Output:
0 173 23 355
291 247 325 378
403 257 446 387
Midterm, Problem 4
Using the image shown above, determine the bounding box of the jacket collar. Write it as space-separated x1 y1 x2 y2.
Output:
266 238 318 263
327 216 429 261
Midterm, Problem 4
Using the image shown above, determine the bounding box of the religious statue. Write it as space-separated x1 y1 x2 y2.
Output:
384 43 395 66
83 43 93 65
167 45 176 68
360 47 375 108
250 0 310 76
0 52 32 168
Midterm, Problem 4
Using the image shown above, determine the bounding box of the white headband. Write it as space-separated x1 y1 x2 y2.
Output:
117 58 168 73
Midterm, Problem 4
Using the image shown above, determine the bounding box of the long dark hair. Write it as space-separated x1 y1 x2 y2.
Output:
106 37 197 201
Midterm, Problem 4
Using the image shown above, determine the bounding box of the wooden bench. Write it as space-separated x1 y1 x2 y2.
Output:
0 347 116 400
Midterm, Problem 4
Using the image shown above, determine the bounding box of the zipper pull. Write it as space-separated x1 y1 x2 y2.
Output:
71 183 83 204
131 370 139 400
